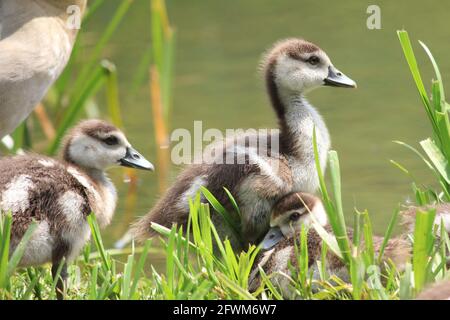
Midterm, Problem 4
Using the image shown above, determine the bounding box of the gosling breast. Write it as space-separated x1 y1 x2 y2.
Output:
0 155 114 266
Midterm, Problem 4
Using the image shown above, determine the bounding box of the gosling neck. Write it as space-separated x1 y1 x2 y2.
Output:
266 71 324 157
83 167 109 184
62 149 107 184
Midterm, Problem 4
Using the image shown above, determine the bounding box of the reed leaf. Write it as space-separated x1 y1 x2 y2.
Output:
397 31 437 135
48 62 111 154
420 138 450 184
70 0 133 98
412 208 436 292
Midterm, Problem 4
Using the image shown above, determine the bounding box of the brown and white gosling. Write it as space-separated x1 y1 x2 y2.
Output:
400 202 450 235
416 280 450 300
132 38 356 248
0 119 153 295
248 192 412 296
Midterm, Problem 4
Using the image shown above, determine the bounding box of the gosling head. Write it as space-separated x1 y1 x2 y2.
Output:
260 192 328 250
263 38 356 94
62 119 154 172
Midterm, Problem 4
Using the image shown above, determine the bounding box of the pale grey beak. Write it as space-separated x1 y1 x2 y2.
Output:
324 66 357 88
260 226 284 250
120 147 154 171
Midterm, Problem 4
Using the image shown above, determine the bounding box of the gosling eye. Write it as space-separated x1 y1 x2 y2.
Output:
289 211 301 222
307 55 320 66
103 136 119 146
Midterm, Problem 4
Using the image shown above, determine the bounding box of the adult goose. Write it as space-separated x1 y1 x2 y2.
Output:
0 0 87 138
0 119 153 297
132 38 356 248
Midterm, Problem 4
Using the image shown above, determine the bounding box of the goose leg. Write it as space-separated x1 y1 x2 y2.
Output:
51 241 70 300
51 260 68 300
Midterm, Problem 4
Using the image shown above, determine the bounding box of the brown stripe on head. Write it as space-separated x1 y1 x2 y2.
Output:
77 119 118 140
60 119 120 162
261 38 321 74
271 192 318 219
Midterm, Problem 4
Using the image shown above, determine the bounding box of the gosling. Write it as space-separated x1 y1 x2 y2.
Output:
248 192 411 296
132 38 356 248
416 280 450 300
0 119 153 295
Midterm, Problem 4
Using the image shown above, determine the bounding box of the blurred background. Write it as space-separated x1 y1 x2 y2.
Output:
10 0 450 245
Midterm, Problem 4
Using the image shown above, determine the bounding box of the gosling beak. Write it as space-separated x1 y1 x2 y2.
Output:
324 66 357 88
260 226 284 250
120 146 154 171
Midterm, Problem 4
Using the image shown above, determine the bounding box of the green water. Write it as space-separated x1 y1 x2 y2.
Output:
81 0 450 244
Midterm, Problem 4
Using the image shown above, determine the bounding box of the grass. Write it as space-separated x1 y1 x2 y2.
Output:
149 0 176 194
396 31 450 200
1 173 446 299
0 0 449 299
1 141 448 300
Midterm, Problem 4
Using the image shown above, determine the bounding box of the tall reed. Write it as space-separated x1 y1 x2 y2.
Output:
149 0 176 194
397 30 450 200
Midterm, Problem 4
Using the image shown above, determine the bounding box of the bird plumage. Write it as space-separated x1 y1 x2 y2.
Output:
132 38 356 248
0 155 92 266
250 193 450 297
248 192 412 297
0 119 153 298
0 0 87 138
416 280 450 300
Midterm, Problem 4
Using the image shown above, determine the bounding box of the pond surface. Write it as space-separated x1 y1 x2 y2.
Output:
79 0 450 246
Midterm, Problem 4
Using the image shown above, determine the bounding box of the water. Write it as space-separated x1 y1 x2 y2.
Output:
80 0 450 245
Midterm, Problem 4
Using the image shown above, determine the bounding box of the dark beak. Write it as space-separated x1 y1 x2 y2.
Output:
119 146 154 171
260 226 284 250
324 66 357 88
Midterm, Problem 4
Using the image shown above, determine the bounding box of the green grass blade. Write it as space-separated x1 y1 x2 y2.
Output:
216 272 256 300
48 62 110 154
420 138 450 184
7 221 38 275
257 266 283 300
362 210 375 266
200 186 242 242
311 221 342 260
413 208 436 292
89 264 99 299
0 213 12 288
393 140 436 172
328 151 351 264
397 31 437 134
121 254 134 299
129 239 152 298
223 187 241 219
87 214 111 272
419 41 445 104
70 0 133 98
377 208 400 263
104 61 124 129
